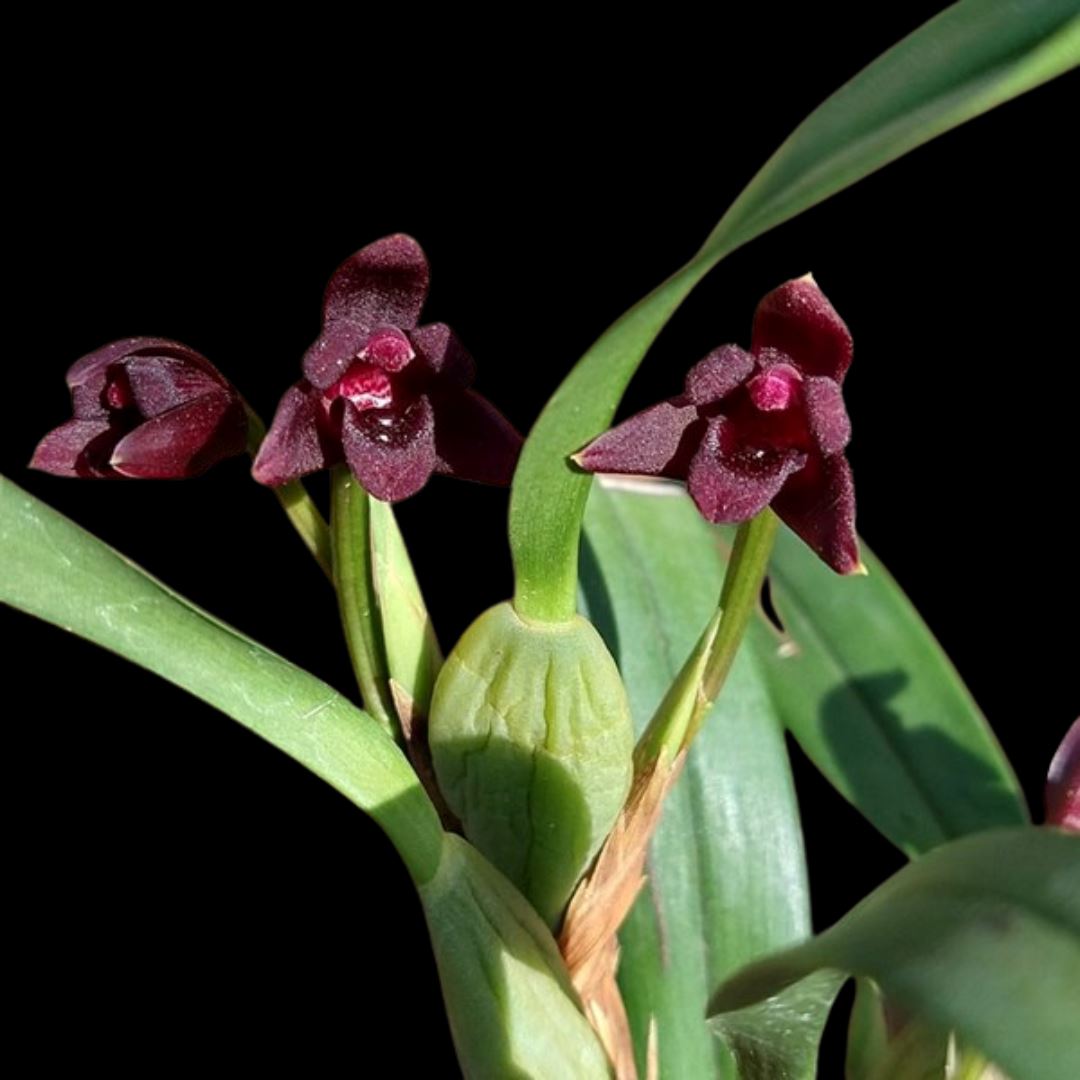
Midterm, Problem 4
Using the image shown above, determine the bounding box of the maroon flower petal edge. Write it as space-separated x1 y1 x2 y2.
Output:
252 381 336 486
802 376 851 456
1046 719 1080 831
687 417 806 524
303 235 430 390
110 394 248 479
65 337 189 390
433 389 522 486
123 355 229 418
683 345 756 406
751 275 853 383
29 419 121 478
771 452 861 574
574 401 702 478
340 395 437 502
409 323 477 387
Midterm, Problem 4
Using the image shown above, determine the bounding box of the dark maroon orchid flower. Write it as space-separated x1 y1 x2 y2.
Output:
30 338 248 479
1046 719 1080 831
252 234 521 501
576 275 860 574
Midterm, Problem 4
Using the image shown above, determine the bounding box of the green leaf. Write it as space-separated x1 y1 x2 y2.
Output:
709 829 1080 1080
845 978 950 1080
1 475 610 1078
581 480 820 1079
420 833 611 1079
751 526 1028 856
846 978 891 1080
510 0 1079 622
331 466 400 736
709 971 845 1080
0 474 443 885
701 1 1080 262
369 493 443 725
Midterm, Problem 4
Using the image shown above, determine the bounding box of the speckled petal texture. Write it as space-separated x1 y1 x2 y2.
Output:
111 394 247 479
434 390 523 486
30 419 120 477
575 401 701 478
252 381 335 486
341 395 438 502
688 418 806 523
771 454 859 574
752 276 853 382
303 235 430 390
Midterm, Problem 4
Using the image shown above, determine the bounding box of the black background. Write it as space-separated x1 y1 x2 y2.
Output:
7 7 1078 1074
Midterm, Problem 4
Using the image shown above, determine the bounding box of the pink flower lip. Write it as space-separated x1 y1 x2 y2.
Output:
358 327 415 372
324 363 395 412
747 364 802 412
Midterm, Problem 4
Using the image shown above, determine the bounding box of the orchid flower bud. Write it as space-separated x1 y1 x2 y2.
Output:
31 338 247 479
429 602 634 927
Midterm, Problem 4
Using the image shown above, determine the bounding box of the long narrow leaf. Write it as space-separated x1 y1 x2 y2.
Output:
751 526 1028 856
1 475 614 1078
510 0 1079 622
581 479 818 1078
708 829 1080 1080
421 833 611 1079
0 474 443 885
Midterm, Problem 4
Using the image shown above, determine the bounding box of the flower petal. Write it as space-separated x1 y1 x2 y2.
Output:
66 338 227 418
252 381 335 486
575 401 702 477
803 376 851 455
683 345 755 405
303 235 430 390
359 327 415 373
1046 719 1080 831
687 417 806 523
67 337 170 390
110 394 248 478
29 419 122 477
341 395 437 502
433 390 522 486
771 452 860 574
124 355 229 417
409 323 476 387
752 276 852 382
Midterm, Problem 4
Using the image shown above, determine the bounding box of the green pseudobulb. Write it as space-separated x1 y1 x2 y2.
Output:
429 601 634 926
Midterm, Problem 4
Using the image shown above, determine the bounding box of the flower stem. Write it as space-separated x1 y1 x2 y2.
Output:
635 509 779 768
244 407 332 579
330 465 400 740
694 509 780 735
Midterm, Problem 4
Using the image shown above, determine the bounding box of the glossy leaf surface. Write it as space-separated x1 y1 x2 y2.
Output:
708 829 1080 1080
421 833 610 1080
0 473 443 885
581 479 816 1078
752 526 1028 855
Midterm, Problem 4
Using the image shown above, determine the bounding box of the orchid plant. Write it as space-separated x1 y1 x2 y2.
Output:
4 4 1079 1079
